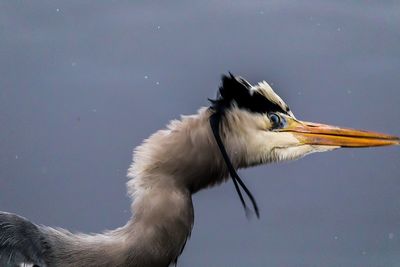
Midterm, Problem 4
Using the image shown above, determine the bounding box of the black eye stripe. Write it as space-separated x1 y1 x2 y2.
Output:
209 74 290 115
246 91 287 114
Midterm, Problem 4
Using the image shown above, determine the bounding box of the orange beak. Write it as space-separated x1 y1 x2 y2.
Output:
278 119 400 147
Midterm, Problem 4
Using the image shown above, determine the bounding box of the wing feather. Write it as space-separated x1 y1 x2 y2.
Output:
0 212 49 267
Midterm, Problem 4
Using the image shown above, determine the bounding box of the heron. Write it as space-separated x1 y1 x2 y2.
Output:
1 74 399 267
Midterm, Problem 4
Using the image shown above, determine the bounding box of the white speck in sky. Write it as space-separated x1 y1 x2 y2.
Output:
56 8 60 12
259 10 264 15
334 236 338 240
347 90 352 94
317 23 321 26
144 75 148 79
388 233 394 239
15 155 18 159
362 251 367 255
157 25 161 30
92 109 97 113
337 27 341 32
71 62 77 67
156 81 160 85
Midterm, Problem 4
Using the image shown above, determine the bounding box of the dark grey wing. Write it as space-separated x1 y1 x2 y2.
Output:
0 212 50 267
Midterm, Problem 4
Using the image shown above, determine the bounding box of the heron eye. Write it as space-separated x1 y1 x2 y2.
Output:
269 113 281 127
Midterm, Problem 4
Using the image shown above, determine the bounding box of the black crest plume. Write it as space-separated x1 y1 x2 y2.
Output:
209 73 260 218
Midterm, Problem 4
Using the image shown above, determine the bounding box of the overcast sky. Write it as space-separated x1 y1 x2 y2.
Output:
1 1 400 266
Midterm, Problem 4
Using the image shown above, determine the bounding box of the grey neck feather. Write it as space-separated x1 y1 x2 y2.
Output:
42 185 193 267
38 108 225 267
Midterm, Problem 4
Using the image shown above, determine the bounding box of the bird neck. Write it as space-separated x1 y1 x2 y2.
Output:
121 182 194 266
43 108 231 267
127 107 229 197
122 107 229 264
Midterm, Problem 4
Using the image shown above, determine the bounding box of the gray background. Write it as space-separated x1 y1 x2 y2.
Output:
1 1 399 266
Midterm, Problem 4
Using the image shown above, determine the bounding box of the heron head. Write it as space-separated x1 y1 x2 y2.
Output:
209 74 399 217
210 74 399 167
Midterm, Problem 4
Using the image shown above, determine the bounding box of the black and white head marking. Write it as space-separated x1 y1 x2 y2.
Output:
209 73 293 218
210 73 293 117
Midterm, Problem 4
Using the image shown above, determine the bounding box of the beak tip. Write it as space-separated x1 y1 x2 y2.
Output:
392 135 400 144
288 119 400 148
